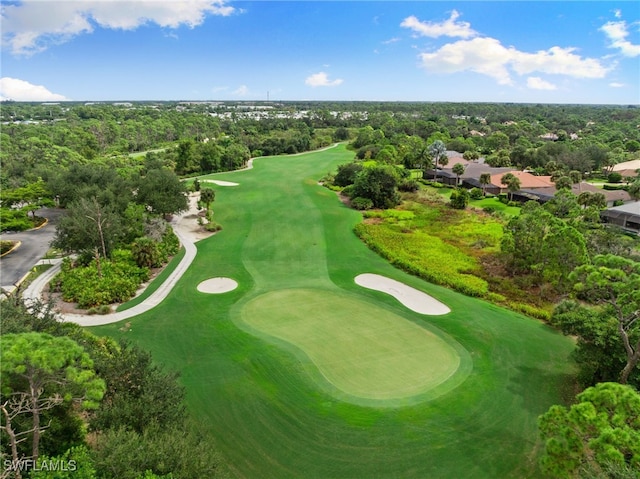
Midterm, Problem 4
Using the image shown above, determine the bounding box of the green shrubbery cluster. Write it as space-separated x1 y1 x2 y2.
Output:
53 253 150 308
354 223 488 297
351 197 374 210
0 208 40 232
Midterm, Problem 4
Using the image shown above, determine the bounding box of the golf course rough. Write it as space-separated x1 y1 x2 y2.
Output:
239 287 464 405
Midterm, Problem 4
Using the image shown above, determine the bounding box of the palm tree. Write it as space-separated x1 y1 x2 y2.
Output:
501 173 521 202
452 163 465 186
569 170 582 193
629 179 640 202
428 140 447 180
553 176 573 191
479 173 492 197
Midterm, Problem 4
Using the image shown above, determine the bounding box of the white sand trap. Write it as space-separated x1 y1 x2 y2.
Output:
355 273 450 315
197 277 238 294
201 180 239 186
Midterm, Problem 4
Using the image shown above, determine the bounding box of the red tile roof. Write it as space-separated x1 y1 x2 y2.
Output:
490 171 554 189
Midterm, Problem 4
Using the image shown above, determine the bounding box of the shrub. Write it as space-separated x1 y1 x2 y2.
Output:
334 162 364 187
420 180 444 188
1 240 17 255
341 185 355 197
204 221 222 232
54 256 149 308
469 188 483 200
449 188 469 210
608 171 623 183
482 205 497 214
0 208 34 232
131 237 162 268
351 197 374 210
398 179 419 192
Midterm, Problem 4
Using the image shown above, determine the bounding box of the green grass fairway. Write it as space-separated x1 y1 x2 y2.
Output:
240 288 466 404
94 144 577 478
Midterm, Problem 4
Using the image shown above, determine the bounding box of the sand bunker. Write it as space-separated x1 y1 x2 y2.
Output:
201 180 239 186
197 277 238 294
355 274 450 315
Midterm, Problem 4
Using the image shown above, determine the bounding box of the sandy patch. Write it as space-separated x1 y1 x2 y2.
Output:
171 192 216 243
197 277 238 294
201 179 239 186
355 273 450 315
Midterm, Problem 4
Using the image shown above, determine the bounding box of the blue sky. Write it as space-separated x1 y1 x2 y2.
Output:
1 1 639 104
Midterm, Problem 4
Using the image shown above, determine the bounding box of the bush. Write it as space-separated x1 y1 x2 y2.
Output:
608 171 623 183
449 188 469 210
131 237 162 268
1 240 17 255
334 162 364 187
341 184 355 197
204 221 222 232
54 256 149 308
469 188 483 200
420 180 445 188
0 208 35 232
482 205 497 214
398 179 419 192
351 197 374 210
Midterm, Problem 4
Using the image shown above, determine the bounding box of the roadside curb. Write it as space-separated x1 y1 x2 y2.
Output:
0 240 21 258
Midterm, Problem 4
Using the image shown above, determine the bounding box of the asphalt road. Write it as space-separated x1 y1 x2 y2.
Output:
0 208 64 292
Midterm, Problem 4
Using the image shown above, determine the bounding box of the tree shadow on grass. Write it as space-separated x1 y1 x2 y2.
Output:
507 365 578 417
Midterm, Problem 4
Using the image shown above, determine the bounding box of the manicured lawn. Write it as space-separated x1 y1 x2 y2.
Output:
91 144 576 478
469 196 522 216
240 288 466 405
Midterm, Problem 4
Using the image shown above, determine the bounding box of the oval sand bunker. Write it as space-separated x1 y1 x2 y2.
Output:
355 273 450 315
197 277 238 294
201 179 239 186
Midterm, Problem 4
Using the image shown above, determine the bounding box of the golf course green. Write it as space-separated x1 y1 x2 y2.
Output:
92 144 577 478
240 288 462 403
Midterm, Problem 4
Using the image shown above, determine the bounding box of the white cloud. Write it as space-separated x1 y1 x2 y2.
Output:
419 37 514 85
417 37 609 85
600 20 640 57
233 85 249 96
305 72 343 87
0 77 69 101
510 46 609 77
2 0 236 56
400 11 476 39
609 82 625 88
526 77 557 90
382 37 400 45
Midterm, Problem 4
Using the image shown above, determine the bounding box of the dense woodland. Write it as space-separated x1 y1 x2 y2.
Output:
1 101 640 478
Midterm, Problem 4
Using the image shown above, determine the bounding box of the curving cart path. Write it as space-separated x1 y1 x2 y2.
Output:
23 223 197 327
